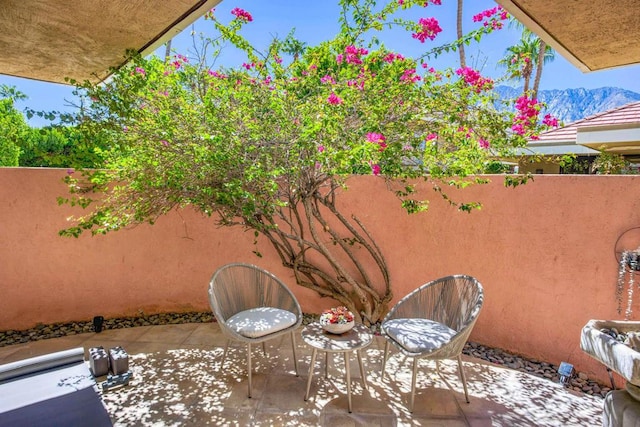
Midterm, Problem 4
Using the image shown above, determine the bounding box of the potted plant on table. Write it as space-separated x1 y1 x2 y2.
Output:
320 307 355 334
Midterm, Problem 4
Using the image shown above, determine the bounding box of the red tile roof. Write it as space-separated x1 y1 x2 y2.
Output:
535 101 640 143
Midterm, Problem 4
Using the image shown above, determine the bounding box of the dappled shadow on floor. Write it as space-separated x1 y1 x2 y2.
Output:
99 334 603 426
378 348 602 426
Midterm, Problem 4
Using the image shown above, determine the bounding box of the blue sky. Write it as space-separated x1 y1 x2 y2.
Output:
2 0 639 127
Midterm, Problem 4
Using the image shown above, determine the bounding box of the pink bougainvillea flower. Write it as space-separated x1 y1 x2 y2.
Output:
231 7 253 22
66 168 74 175
366 132 387 151
366 132 386 144
512 95 541 136
473 7 494 22
512 96 543 136
400 68 421 83
473 6 508 30
412 17 442 43
327 92 343 105
383 52 405 63
425 133 437 141
318 145 325 153
208 70 227 79
134 67 146 75
457 126 473 138
161 140 169 147
485 20 504 30
370 163 381 175
320 74 336 85
343 45 368 65
542 114 559 127
175 54 188 63
421 63 438 74
511 123 525 135
455 67 493 92
478 138 490 149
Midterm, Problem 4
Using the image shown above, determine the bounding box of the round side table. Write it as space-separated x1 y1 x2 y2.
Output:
302 322 373 413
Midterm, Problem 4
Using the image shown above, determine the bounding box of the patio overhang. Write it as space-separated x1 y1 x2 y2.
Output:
0 0 221 85
577 124 640 155
495 0 640 72
520 143 600 156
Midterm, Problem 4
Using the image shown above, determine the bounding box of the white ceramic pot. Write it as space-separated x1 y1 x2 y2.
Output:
321 321 355 334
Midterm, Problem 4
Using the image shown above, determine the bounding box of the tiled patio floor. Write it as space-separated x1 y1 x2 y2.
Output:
0 323 603 426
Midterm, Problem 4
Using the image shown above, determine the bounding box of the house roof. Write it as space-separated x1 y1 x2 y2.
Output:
0 0 221 84
526 102 640 157
496 0 640 72
534 102 640 144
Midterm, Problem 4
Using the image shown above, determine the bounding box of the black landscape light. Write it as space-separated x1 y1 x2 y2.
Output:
93 316 104 333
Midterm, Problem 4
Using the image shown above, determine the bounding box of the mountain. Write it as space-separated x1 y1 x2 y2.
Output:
494 86 640 124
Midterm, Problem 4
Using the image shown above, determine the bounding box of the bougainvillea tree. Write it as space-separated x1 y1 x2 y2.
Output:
60 0 554 323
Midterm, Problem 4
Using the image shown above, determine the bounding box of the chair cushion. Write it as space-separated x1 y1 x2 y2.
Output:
384 318 457 354
227 307 297 338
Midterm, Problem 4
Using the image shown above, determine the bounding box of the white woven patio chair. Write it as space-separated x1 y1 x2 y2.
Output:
381 275 484 412
208 263 302 398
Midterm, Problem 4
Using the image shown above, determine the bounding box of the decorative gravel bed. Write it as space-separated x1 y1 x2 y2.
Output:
0 311 610 398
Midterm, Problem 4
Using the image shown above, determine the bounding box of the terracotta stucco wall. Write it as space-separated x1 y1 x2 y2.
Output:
2 168 640 384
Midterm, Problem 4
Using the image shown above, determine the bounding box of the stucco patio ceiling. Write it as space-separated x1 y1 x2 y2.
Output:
496 0 640 72
0 0 221 85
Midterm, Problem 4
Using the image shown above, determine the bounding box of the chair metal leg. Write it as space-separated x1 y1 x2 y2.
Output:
345 352 352 413
457 354 470 403
247 343 253 398
291 331 299 376
357 349 368 390
381 340 390 379
304 348 318 401
325 352 329 378
262 342 267 357
410 358 418 413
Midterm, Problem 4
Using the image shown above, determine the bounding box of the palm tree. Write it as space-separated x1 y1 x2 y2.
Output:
457 0 466 67
500 30 554 97
499 17 555 99
531 39 551 98
499 37 537 93
282 37 307 62
164 39 172 63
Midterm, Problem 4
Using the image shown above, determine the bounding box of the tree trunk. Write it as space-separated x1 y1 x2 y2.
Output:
164 39 172 63
457 0 466 68
522 60 533 95
256 180 392 324
532 40 547 99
